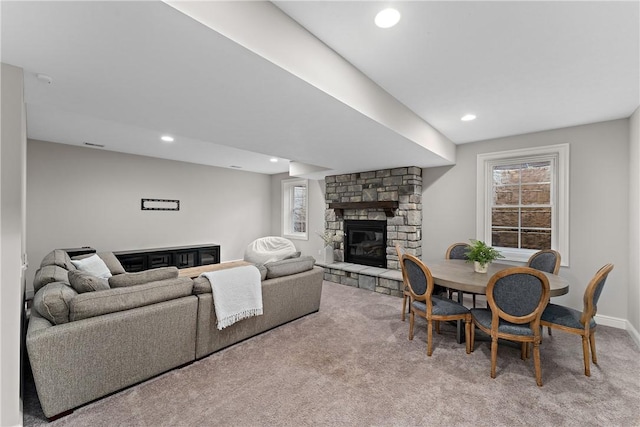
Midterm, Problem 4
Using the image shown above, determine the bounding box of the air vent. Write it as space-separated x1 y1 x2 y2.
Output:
83 142 104 148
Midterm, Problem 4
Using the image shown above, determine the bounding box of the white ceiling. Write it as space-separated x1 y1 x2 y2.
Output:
2 1 638 178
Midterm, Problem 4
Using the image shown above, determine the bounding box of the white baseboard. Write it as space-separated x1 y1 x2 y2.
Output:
595 313 627 329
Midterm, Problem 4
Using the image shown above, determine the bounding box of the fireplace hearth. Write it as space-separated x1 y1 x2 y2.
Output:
344 220 387 268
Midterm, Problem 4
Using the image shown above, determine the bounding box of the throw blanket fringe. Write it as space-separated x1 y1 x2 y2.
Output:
202 265 263 330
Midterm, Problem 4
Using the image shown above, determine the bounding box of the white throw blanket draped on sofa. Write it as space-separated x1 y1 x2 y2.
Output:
201 265 263 330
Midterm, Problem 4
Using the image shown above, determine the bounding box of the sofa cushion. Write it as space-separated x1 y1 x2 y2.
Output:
108 267 179 288
70 254 112 279
69 277 193 321
33 265 70 293
68 270 110 293
40 249 76 271
265 256 315 279
72 252 126 275
244 236 298 264
33 282 78 325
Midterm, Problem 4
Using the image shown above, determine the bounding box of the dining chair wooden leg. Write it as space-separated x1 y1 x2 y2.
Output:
464 318 471 354
533 341 543 386
470 322 476 352
589 330 598 365
520 343 527 360
409 311 415 341
582 335 591 377
490 336 498 379
435 320 441 334
427 319 433 356
401 294 407 322
547 326 552 336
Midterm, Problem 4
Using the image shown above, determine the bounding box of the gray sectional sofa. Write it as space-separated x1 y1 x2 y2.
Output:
26 249 324 419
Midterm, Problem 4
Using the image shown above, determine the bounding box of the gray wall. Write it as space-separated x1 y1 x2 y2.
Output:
26 140 273 295
629 107 640 335
422 119 630 325
1 63 26 426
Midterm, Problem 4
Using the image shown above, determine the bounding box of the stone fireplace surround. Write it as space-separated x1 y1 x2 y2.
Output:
321 167 422 296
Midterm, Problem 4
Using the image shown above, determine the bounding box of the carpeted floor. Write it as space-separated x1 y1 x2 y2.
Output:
24 281 640 426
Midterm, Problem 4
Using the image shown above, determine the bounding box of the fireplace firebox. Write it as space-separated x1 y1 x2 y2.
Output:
344 220 387 268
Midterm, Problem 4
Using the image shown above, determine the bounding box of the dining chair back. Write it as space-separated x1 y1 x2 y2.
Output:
396 244 410 321
541 263 614 376
402 254 471 355
470 267 550 386
445 242 469 260
445 242 478 307
527 249 561 274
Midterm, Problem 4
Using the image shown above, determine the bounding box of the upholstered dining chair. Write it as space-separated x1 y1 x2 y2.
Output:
540 263 614 377
527 249 561 336
527 249 561 274
445 242 478 307
396 244 410 321
470 267 550 386
403 254 471 355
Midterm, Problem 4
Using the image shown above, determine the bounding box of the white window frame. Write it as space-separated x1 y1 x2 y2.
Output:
476 144 569 266
282 178 308 241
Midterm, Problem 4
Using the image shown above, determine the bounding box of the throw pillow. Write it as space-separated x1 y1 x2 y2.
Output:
70 254 112 279
33 282 78 324
264 256 315 279
68 270 110 293
72 252 126 275
33 264 70 293
108 267 178 288
40 249 76 271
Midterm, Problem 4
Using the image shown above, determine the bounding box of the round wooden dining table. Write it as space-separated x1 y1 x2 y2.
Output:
425 259 570 297
423 258 570 343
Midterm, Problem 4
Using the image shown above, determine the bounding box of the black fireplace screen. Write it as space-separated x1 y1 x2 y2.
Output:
344 220 387 268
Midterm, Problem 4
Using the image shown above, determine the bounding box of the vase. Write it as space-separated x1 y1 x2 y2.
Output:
474 261 489 273
324 245 334 264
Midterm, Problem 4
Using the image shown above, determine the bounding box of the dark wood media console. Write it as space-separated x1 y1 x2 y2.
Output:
114 244 220 273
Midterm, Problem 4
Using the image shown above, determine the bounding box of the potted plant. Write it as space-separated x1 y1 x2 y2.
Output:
465 239 504 273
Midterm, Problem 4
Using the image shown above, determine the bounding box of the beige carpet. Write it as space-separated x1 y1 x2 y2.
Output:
24 281 640 426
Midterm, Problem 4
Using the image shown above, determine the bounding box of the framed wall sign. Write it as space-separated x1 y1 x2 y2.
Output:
141 198 180 211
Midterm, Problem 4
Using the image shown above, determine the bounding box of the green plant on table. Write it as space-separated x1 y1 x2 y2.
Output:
465 239 504 267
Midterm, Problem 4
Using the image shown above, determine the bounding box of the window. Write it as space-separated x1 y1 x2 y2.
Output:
282 178 308 240
476 144 569 265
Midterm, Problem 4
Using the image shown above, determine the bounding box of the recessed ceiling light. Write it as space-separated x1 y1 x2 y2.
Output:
161 135 174 142
461 114 477 121
270 158 278 163
375 8 401 28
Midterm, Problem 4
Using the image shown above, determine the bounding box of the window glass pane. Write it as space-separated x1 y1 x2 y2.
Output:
522 183 551 205
521 229 551 249
521 207 551 228
493 185 520 205
521 161 551 184
291 185 307 233
492 207 518 227
492 164 520 185
492 228 518 248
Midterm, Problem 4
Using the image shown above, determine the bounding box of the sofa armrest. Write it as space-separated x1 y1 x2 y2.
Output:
70 276 193 321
